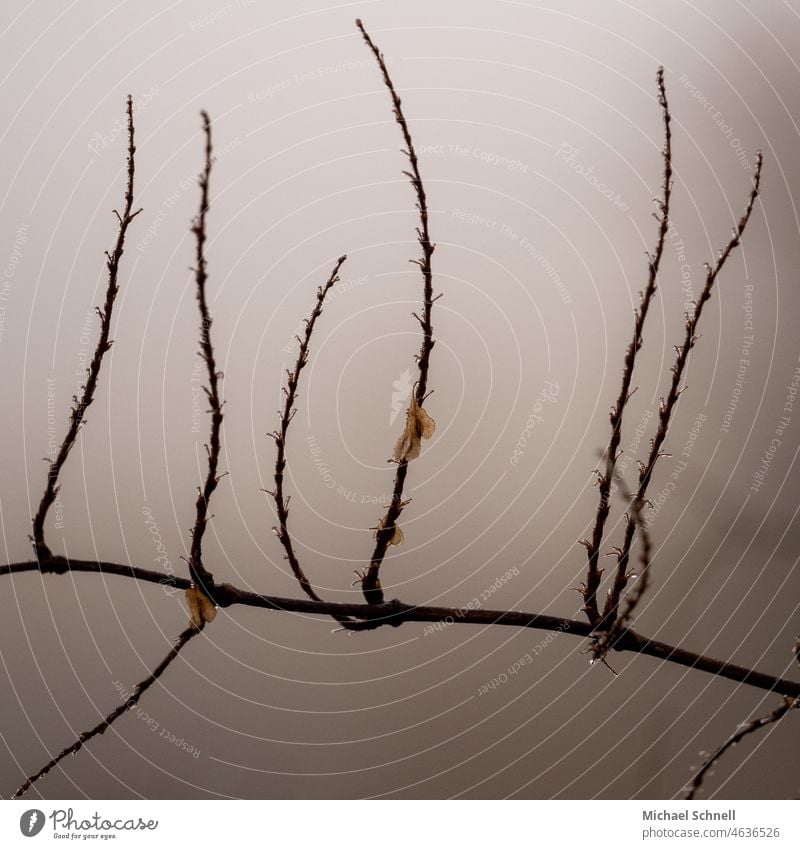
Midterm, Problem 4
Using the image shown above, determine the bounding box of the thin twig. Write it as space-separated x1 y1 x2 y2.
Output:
685 697 798 799
686 636 800 798
591 466 653 662
4 557 799 699
601 152 764 627
13 622 203 798
266 256 358 627
31 96 142 561
581 67 672 627
188 111 222 594
356 19 438 605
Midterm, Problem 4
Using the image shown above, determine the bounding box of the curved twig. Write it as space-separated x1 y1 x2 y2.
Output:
188 111 222 593
592 466 653 662
685 697 798 799
266 256 359 627
356 19 438 605
581 67 671 626
602 152 763 627
31 96 142 561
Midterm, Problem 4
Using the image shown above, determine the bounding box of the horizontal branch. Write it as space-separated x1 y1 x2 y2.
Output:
3 557 799 699
1 557 192 589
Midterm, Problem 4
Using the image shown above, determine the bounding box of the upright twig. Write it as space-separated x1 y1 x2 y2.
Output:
266 256 352 611
13 622 204 798
188 111 223 594
31 96 141 561
591 466 653 661
356 19 439 605
580 68 672 627
601 152 764 628
685 697 798 799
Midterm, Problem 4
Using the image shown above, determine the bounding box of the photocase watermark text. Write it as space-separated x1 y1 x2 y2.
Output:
555 143 630 211
141 506 177 594
510 380 559 466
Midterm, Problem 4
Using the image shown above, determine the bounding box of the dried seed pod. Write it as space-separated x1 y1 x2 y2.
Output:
375 516 404 546
393 395 436 462
185 586 217 627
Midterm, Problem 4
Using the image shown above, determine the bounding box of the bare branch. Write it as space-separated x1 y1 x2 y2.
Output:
3 557 799 700
31 95 141 561
13 622 204 798
592 467 653 662
685 697 798 800
582 67 672 626
356 19 438 605
602 152 764 627
686 636 800 798
268 256 358 627
6 56 785 801
188 111 222 594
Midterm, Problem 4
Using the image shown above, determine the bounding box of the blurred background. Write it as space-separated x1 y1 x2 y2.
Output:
0 0 798 799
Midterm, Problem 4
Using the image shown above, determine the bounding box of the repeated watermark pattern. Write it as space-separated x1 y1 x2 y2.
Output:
679 73 753 169
74 309 96 398
555 142 630 211
477 622 569 695
247 57 372 103
306 434 394 504
509 380 560 466
136 137 242 253
190 360 204 434
451 207 572 305
422 567 520 637
141 506 178 595
0 222 28 344
750 357 800 494
45 379 66 531
645 412 707 527
615 408 654 487
189 0 255 31
88 86 159 155
112 679 200 758
670 222 695 311
720 283 754 434
419 142 529 173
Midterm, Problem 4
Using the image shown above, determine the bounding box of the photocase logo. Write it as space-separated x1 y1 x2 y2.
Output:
19 809 45 837
390 368 413 425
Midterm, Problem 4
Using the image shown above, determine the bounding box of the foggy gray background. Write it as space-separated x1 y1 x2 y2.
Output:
1 0 799 799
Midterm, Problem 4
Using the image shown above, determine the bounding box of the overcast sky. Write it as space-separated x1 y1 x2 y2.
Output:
1 0 799 800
